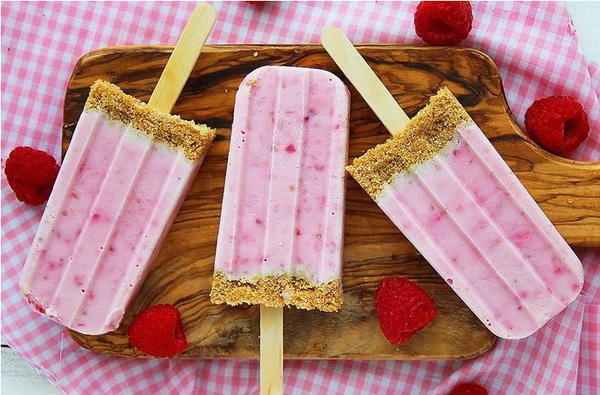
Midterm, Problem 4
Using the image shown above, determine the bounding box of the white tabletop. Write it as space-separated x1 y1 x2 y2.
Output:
2 3 599 395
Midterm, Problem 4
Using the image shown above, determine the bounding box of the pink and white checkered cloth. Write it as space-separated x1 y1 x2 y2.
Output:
2 2 598 394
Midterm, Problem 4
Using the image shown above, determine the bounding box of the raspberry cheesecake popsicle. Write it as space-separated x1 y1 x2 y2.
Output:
211 66 350 312
210 65 350 393
323 27 583 339
20 5 217 335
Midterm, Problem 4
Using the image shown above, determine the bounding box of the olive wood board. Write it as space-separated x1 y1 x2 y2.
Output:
63 45 600 360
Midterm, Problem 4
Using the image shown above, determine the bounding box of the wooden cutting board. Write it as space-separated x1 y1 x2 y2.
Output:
64 45 600 360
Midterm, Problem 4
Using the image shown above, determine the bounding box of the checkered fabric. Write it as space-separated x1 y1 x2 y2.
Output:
1 2 598 394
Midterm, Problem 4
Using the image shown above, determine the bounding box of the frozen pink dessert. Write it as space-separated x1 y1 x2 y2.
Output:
210 66 350 312
20 80 215 335
347 88 584 339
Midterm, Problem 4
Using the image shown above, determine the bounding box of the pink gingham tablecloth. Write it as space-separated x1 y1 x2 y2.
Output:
1 2 599 394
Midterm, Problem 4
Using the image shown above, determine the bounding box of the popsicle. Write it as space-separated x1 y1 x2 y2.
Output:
322 27 584 339
210 65 350 394
210 65 350 312
19 5 217 335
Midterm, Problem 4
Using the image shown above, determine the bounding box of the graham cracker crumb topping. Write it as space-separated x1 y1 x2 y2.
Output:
84 80 216 161
346 87 472 199
210 271 342 312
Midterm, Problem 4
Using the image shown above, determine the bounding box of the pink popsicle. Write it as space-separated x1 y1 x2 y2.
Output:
210 66 350 312
20 81 215 335
347 88 583 339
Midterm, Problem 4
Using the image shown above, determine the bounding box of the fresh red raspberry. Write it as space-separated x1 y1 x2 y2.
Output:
4 146 59 205
375 276 436 344
414 1 473 45
524 96 589 154
448 382 489 395
127 304 187 358
389 329 417 344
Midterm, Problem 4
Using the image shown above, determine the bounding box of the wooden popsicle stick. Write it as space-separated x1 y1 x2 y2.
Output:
260 305 283 395
147 4 217 113
321 27 409 136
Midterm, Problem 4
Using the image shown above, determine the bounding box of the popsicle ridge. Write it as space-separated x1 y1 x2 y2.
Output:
211 271 342 312
346 87 470 199
85 80 216 161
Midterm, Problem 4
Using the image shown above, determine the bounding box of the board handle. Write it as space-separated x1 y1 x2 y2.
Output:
148 4 217 113
260 305 283 395
321 27 409 136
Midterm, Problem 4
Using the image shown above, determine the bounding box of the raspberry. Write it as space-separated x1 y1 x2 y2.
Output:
414 1 473 45
448 382 489 395
389 330 417 344
375 276 436 344
524 96 589 154
127 304 187 358
4 146 59 205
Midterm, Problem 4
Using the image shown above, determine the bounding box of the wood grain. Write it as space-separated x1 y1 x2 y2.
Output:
65 45 599 360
